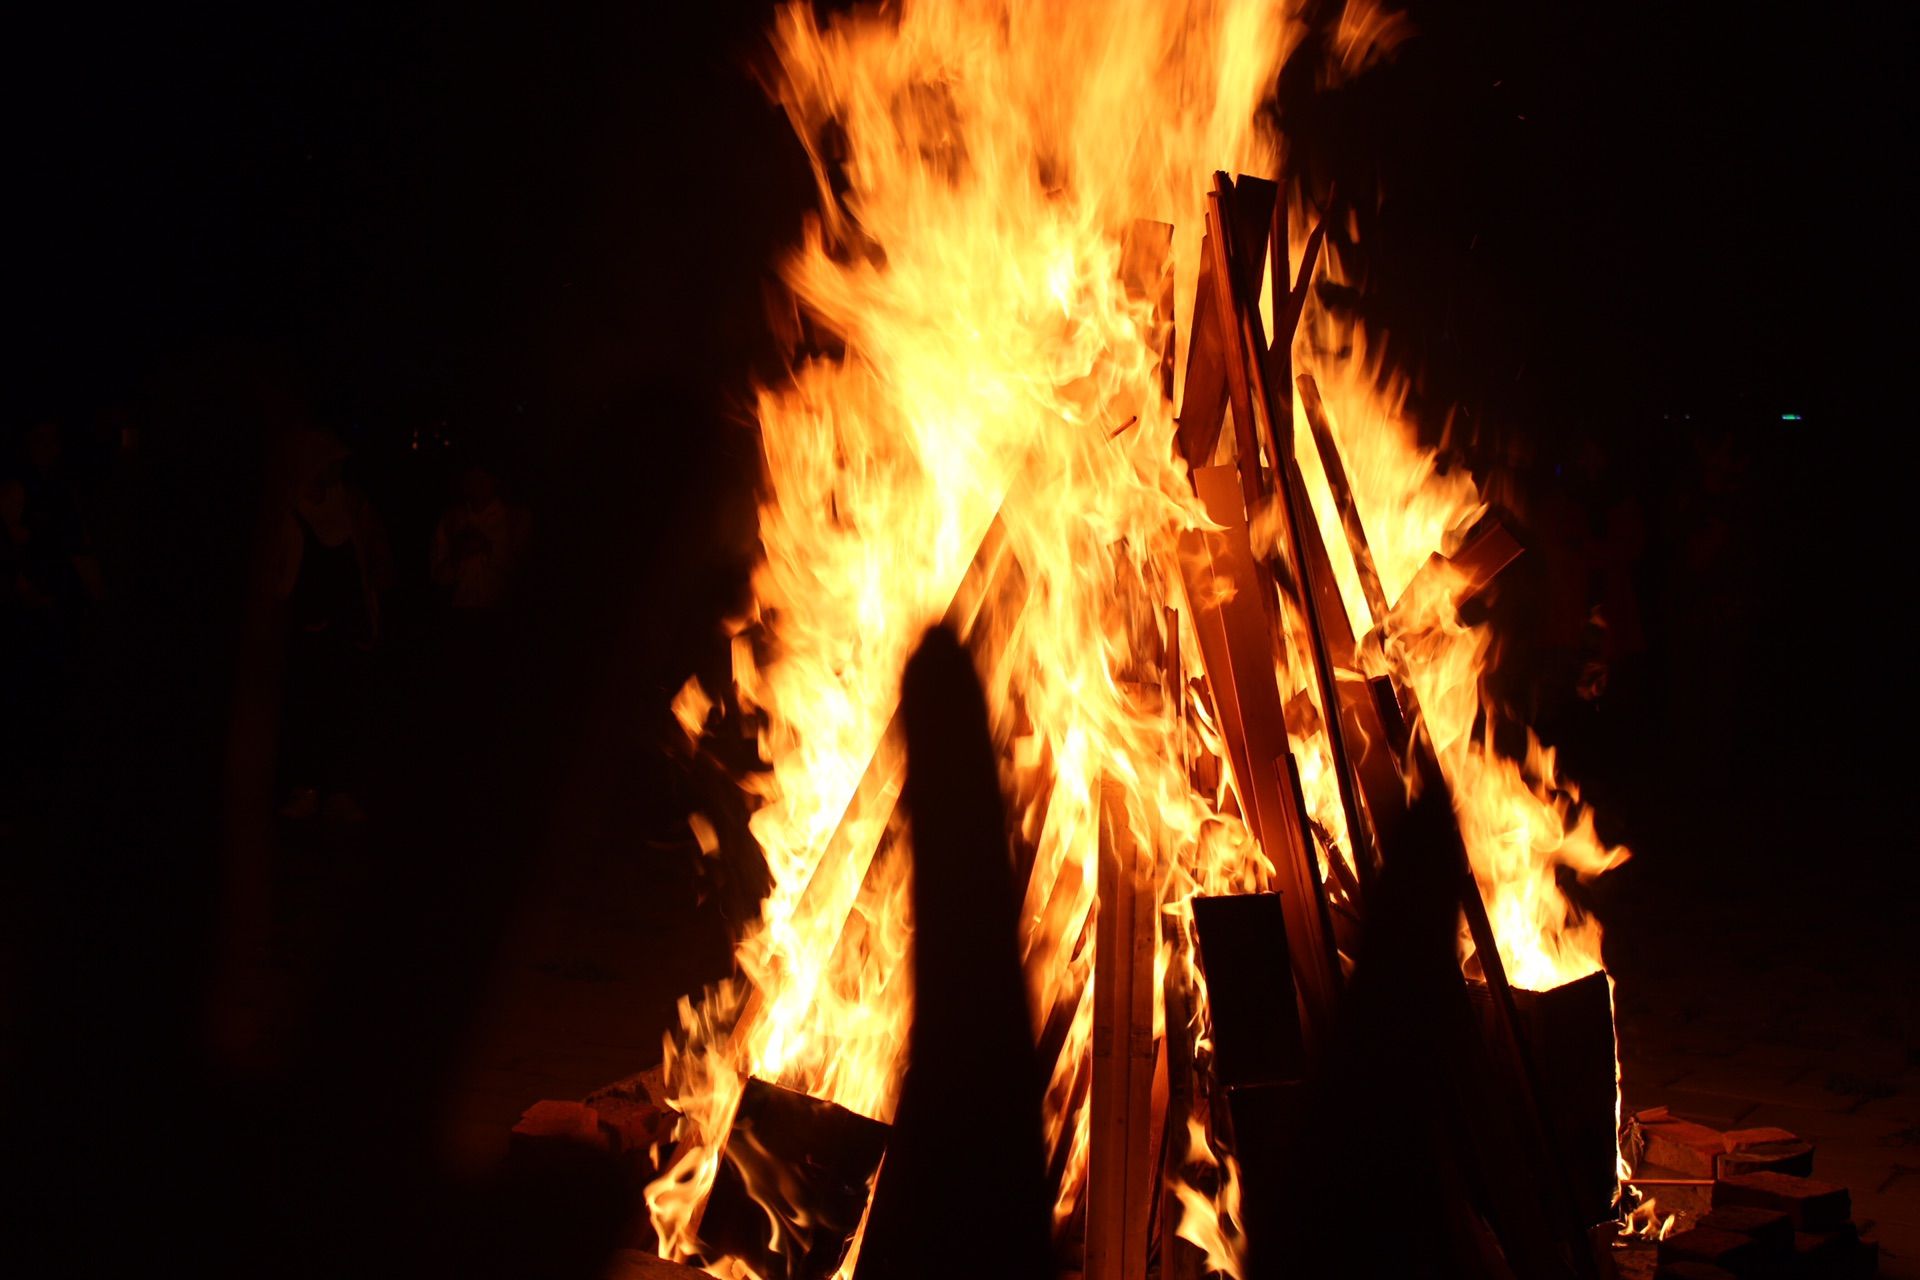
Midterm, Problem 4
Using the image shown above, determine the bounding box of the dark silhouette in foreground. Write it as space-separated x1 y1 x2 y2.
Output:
856 625 1054 1280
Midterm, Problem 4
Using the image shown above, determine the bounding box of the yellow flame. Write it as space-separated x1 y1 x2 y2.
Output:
647 0 1628 1272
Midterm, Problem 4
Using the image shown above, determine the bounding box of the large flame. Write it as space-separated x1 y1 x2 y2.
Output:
647 1 1626 1273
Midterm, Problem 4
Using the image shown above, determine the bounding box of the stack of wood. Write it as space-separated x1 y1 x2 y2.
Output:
1075 171 1621 1280
536 170 1638 1279
1623 1108 1880 1278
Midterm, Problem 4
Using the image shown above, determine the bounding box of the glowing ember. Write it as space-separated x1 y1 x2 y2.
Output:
645 1 1629 1274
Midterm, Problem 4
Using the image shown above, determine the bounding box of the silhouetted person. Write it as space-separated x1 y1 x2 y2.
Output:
15 420 103 616
275 428 391 821
431 458 530 612
856 625 1053 1280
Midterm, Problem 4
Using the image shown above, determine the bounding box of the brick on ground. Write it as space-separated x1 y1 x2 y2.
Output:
1712 1171 1852 1232
1631 1171 1713 1221
1640 1114 1732 1178
1651 1262 1738 1280
509 1099 611 1169
1789 1225 1865 1280
1720 1126 1816 1178
1656 1226 1767 1275
604 1250 711 1279
1695 1205 1793 1253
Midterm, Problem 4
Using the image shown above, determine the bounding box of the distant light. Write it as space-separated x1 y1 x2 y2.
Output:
1780 413 1802 422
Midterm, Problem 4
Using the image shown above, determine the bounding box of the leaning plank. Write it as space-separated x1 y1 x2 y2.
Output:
1391 514 1524 620
1158 913 1208 1280
1175 235 1230 471
1203 174 1380 923
658 513 1028 1192
1176 465 1339 1038
1403 717 1599 1277
1205 185 1271 513
1086 779 1157 1280
697 1077 890 1280
1296 372 1389 628
1190 894 1305 1086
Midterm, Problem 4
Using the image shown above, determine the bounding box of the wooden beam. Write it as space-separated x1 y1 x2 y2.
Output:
1205 186 1269 513
1296 372 1390 629
1176 465 1340 1038
1201 174 1381 925
1175 236 1229 471
1086 779 1158 1280
1158 912 1207 1280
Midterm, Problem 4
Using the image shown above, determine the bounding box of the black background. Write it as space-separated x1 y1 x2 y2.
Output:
6 2 1909 1274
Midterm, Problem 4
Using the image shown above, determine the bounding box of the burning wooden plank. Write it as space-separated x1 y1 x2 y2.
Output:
1157 910 1208 1280
1468 969 1621 1227
1296 372 1390 628
1189 894 1306 1088
1201 176 1387 920
695 1077 889 1280
1176 463 1340 1037
1085 779 1159 1280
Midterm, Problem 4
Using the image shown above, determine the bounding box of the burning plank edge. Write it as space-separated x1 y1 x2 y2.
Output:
1466 969 1621 1229
654 513 1029 1207
1282 352 1594 1264
1085 779 1160 1280
695 1077 889 1280
1219 229 1593 1266
1203 174 1388 916
1176 463 1340 1040
1295 372 1389 629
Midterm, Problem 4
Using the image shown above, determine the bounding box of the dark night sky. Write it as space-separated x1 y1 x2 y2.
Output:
4 8 1908 1273
13 2 1903 439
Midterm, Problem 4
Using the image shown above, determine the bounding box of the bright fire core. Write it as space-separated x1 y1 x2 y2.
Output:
648 1 1628 1274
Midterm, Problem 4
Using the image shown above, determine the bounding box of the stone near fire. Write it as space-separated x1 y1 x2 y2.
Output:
511 1099 608 1150
585 1070 677 1157
1717 1128 1815 1178
1650 1261 1738 1280
1694 1205 1793 1254
1711 1171 1851 1232
1655 1225 1767 1275
604 1251 713 1280
1640 1116 1730 1179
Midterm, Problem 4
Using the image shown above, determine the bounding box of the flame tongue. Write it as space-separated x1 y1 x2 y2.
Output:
648 1 1628 1272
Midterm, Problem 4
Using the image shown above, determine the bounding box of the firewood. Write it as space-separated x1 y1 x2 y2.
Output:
1198 178 1385 922
1791 1225 1868 1279
1525 973 1623 1225
1190 894 1305 1086
1652 1263 1738 1280
1718 1128 1815 1178
1296 372 1389 628
605 1250 723 1280
1391 513 1524 623
697 1077 889 1280
508 1100 611 1176
1158 911 1208 1280
1176 464 1341 1036
1711 1172 1851 1232
1694 1206 1793 1254
1637 1115 1730 1179
1656 1226 1768 1274
1085 780 1158 1280
1204 187 1270 513
1176 236 1230 470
